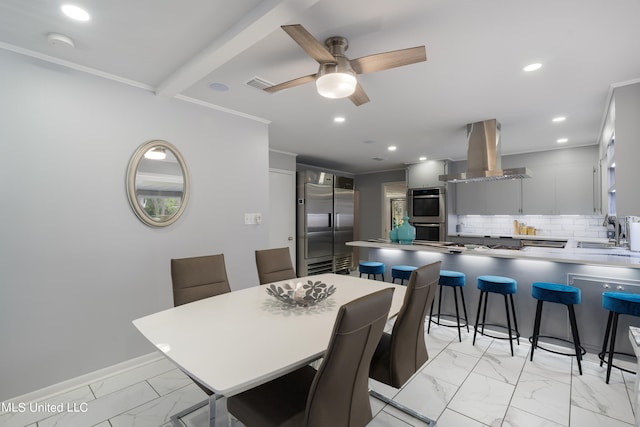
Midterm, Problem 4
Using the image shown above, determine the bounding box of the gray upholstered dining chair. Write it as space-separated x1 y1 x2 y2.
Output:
227 287 394 427
169 253 231 425
255 247 297 285
171 253 231 306
368 261 441 427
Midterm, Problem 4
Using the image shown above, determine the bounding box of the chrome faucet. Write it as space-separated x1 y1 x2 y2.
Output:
603 214 621 246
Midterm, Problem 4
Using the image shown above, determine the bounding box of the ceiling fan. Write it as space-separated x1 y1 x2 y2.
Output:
264 24 427 106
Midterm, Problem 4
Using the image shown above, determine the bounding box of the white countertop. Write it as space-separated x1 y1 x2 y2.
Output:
347 240 640 269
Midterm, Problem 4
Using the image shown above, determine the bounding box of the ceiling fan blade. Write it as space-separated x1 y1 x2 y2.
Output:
264 73 317 94
281 24 336 64
349 83 370 106
350 46 426 74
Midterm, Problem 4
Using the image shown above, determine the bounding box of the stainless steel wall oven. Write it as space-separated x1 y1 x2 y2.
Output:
408 187 446 242
407 187 445 223
413 222 446 242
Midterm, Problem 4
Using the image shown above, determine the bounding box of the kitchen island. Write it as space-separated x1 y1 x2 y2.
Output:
347 240 640 355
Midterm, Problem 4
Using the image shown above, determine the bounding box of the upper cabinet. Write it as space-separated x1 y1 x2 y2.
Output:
605 83 640 217
457 179 522 214
522 161 597 215
407 160 446 188
454 146 599 215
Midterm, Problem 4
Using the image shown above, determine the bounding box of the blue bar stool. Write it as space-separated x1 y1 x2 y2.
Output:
428 270 468 342
473 275 520 356
530 282 585 375
391 265 417 285
358 261 385 281
599 292 640 383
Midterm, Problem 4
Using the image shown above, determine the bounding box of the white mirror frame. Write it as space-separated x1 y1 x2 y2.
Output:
126 140 190 227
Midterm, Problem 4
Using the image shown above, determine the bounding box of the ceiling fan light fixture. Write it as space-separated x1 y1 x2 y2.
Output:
316 60 356 99
316 71 356 99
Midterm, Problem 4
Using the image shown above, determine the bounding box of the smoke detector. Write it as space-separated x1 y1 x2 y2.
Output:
47 33 75 48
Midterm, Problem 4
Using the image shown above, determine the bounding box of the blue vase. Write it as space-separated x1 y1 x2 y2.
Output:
397 214 416 245
390 221 399 243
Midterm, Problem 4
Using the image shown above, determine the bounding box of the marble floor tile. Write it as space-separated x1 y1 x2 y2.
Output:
391 369 459 423
38 381 158 427
471 339 529 385
436 409 486 426
367 410 413 427
502 406 566 427
447 372 515 425
579 357 626 384
509 372 571 425
424 323 458 357
421 348 480 387
109 383 206 427
89 356 175 398
523 349 573 384
7 328 636 427
147 368 194 396
571 368 635 425
570 405 635 427
445 329 493 358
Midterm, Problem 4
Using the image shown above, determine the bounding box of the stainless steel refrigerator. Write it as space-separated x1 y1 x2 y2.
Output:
296 170 354 276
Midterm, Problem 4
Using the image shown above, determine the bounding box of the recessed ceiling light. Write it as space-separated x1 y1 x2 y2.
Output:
557 138 568 143
388 146 397 151
523 63 542 72
334 116 345 123
552 116 566 122
209 82 229 92
419 156 427 161
62 4 90 21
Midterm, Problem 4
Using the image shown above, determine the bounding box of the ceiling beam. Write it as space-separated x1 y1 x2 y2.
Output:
155 0 321 97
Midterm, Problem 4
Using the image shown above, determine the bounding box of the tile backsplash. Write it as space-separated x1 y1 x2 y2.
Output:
455 215 607 239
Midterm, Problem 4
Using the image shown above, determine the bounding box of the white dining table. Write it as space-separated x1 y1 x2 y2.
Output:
132 273 406 426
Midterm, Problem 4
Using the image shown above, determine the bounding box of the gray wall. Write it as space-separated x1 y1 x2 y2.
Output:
0 49 270 400
354 169 406 242
269 150 297 171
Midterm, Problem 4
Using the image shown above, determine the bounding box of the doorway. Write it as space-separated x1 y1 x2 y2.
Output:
381 181 407 239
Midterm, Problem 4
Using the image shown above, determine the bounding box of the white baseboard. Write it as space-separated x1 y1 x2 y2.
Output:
2 352 163 409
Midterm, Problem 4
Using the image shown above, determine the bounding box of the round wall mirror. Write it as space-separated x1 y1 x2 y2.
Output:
126 140 190 227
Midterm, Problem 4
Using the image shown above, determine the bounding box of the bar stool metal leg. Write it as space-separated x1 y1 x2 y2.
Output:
504 294 514 356
453 287 461 342
459 288 470 333
530 300 544 362
600 311 614 368
606 312 620 384
509 294 520 345
568 304 583 375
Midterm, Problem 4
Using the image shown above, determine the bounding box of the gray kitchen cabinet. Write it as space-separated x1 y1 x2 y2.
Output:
522 165 555 214
456 179 521 214
407 160 446 188
555 163 597 214
485 179 522 214
611 83 640 216
455 181 487 214
523 162 596 214
453 146 599 215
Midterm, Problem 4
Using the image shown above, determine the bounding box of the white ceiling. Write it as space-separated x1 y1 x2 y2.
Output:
2 0 639 174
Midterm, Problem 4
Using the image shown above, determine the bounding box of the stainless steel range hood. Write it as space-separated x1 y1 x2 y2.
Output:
439 119 531 183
